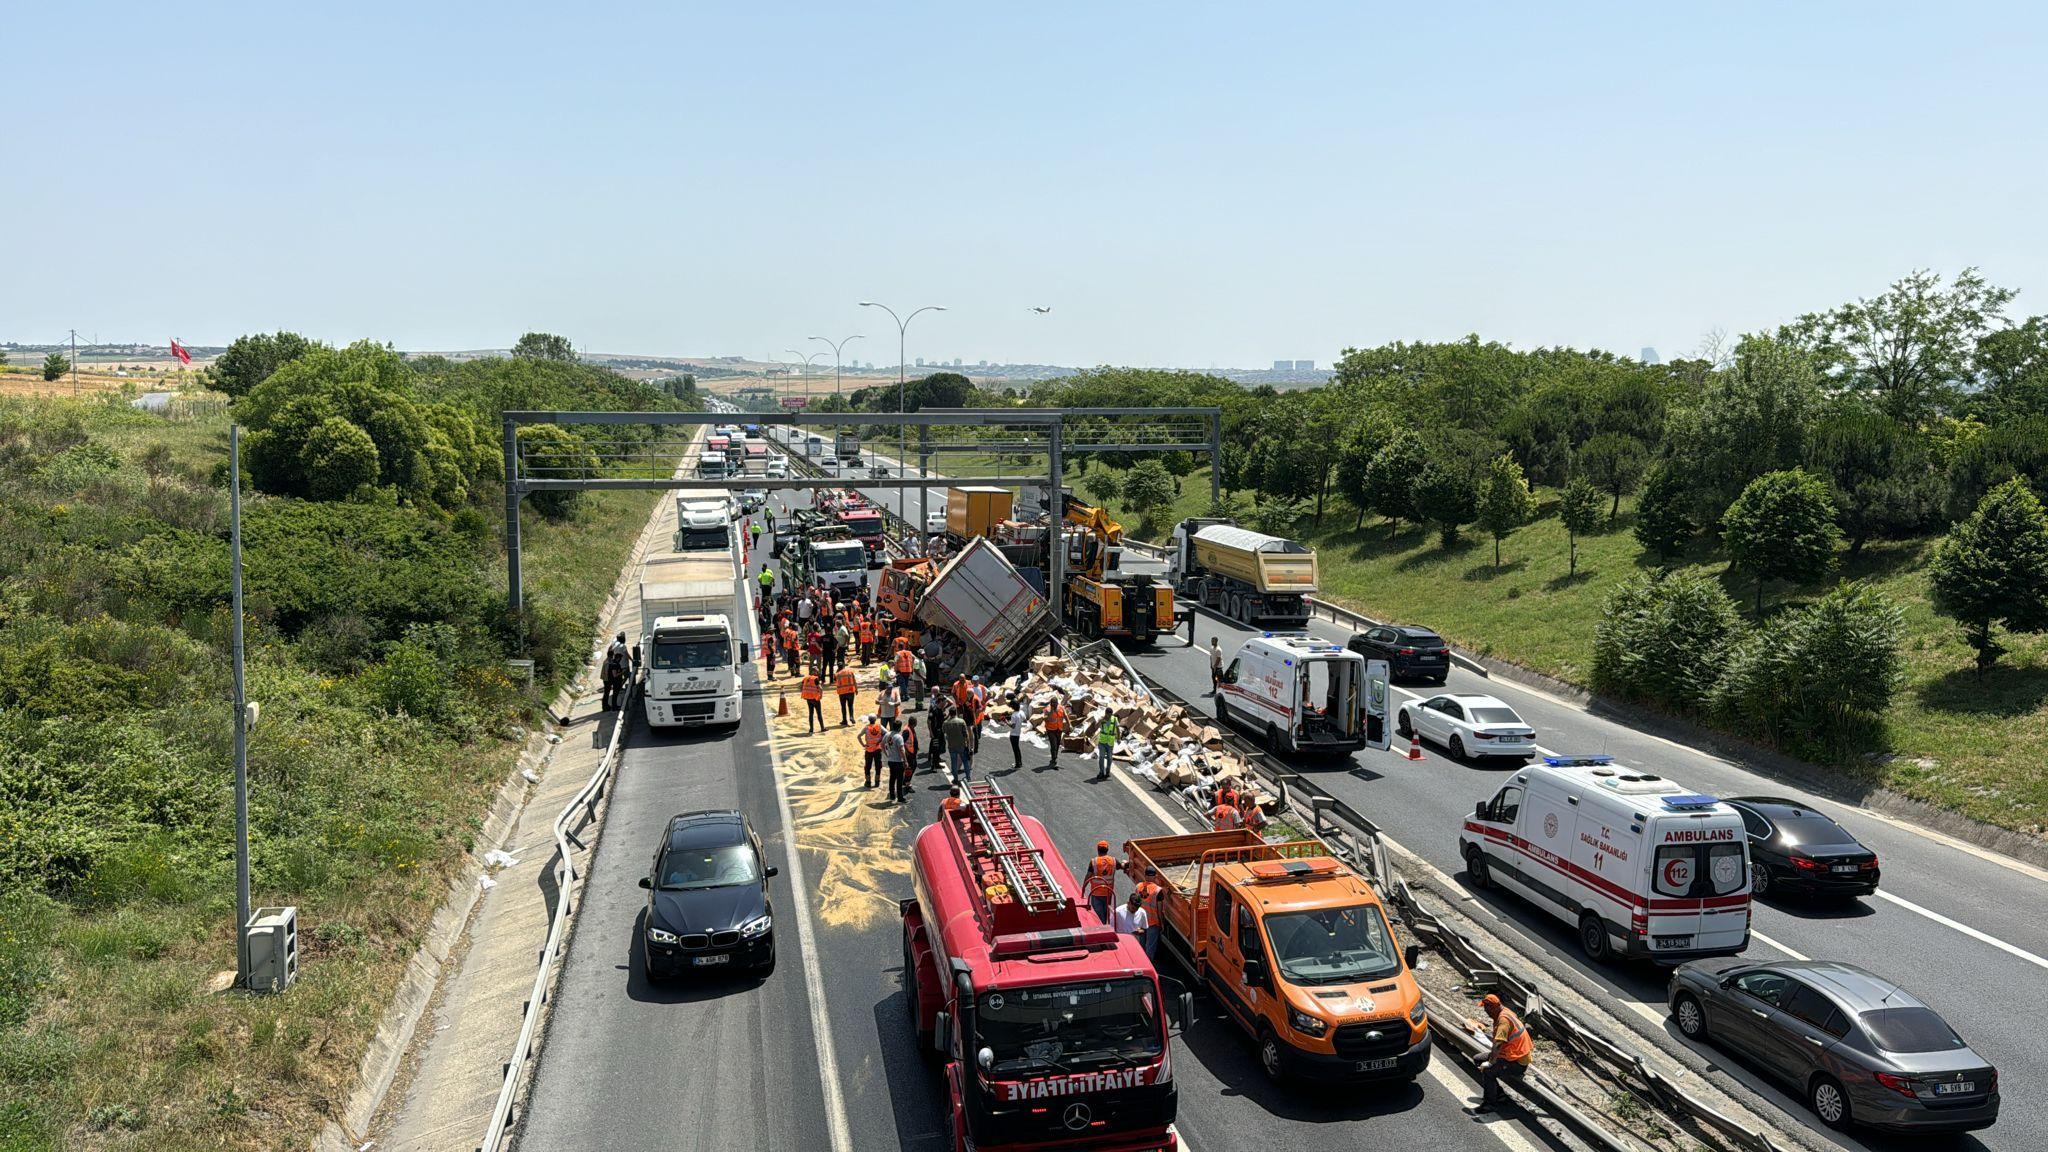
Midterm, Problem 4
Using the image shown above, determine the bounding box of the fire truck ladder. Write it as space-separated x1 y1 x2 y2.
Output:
965 782 1066 915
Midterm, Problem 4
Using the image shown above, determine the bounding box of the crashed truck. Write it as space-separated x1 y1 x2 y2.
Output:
914 538 1054 679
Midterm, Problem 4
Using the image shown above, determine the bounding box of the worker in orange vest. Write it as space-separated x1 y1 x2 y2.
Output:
1241 795 1269 836
1134 864 1164 958
834 666 858 725
857 615 876 665
1086 840 1119 924
951 675 972 712
967 677 988 753
860 717 885 789
940 784 964 813
893 644 914 691
1467 994 1534 1112
800 671 825 734
1043 698 1068 769
1209 797 1243 832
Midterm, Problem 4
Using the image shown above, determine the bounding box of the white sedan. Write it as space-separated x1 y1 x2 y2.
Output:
1395 693 1537 762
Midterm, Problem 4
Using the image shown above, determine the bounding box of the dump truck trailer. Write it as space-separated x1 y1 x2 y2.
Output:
1167 518 1317 627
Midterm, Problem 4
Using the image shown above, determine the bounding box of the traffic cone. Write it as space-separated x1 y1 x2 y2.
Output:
777 689 789 717
1406 731 1424 761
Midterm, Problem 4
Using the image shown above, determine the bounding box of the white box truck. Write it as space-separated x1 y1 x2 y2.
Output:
916 537 1052 674
637 553 747 729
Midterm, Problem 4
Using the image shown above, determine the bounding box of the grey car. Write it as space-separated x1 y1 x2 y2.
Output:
1668 959 1997 1133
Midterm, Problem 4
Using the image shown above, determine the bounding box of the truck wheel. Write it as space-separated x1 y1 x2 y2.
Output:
1265 724 1284 755
903 934 932 1053
1465 844 1493 890
1578 912 1611 963
1257 1026 1286 1082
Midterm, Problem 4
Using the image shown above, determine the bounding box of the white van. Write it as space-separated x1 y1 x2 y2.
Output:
696 451 727 479
1459 757 1751 964
1216 633 1375 755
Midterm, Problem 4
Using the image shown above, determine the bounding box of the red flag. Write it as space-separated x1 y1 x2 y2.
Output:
170 339 192 365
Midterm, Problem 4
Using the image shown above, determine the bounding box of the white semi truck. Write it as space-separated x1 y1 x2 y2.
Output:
637 552 747 729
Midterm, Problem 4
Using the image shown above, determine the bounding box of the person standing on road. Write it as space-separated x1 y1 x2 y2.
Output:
1043 697 1067 769
1008 695 1029 771
876 678 901 729
1110 890 1150 943
860 717 884 789
927 697 949 774
883 720 909 803
1209 796 1243 832
748 519 762 552
893 644 915 703
857 615 875 665
1095 713 1119 780
1467 994 1534 1113
801 671 825 734
943 708 972 783
1208 637 1224 694
968 677 988 753
835 666 858 725
1135 866 1164 958
797 591 815 625
898 722 919 799
1086 841 1118 923
834 619 854 675
910 652 927 712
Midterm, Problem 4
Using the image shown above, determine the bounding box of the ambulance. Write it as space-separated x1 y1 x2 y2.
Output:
1215 634 1374 756
1458 756 1751 964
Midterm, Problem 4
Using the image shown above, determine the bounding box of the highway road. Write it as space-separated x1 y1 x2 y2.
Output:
805 428 2044 1152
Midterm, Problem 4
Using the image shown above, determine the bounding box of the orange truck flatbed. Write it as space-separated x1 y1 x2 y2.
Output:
1123 830 1434 1084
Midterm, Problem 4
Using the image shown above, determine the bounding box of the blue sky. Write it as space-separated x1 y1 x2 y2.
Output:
5 2 2045 369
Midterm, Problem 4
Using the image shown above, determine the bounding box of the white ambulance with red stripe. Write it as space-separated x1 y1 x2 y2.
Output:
1459 756 1751 964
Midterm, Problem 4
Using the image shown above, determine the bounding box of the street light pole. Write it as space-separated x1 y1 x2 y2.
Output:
858 301 945 524
786 349 827 408
809 333 865 399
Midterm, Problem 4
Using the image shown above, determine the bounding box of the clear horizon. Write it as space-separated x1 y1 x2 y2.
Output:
6 2 2045 369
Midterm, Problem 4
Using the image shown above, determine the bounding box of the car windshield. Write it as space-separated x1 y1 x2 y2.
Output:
1860 1007 1967 1053
658 842 758 889
653 637 728 670
677 526 730 550
1470 707 1523 725
1264 905 1402 985
816 547 865 571
975 979 1162 1075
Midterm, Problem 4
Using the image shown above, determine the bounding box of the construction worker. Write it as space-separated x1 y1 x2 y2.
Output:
899 722 919 799
1208 637 1224 694
940 784 964 813
856 614 875 664
758 567 775 598
762 624 777 678
951 673 973 713
779 622 800 675
801 670 825 733
943 707 972 782
1043 697 1067 769
968 676 988 753
1095 712 1119 780
1135 865 1164 958
1467 994 1535 1113
1209 796 1244 832
1086 840 1118 923
893 643 914 701
748 518 763 551
860 717 885 789
1241 794 1270 836
835 665 859 725
883 719 909 803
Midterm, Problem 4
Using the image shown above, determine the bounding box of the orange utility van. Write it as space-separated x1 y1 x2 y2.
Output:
1124 830 1431 1084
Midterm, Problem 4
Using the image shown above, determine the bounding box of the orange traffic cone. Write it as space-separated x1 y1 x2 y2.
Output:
1405 731 1424 761
777 689 790 718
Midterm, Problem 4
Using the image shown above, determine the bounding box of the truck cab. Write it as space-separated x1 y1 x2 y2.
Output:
641 614 747 728
1126 831 1429 1084
1217 635 1368 755
782 522 868 599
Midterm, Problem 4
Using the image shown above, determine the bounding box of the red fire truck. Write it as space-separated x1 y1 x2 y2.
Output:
902 783 1186 1152
825 490 886 564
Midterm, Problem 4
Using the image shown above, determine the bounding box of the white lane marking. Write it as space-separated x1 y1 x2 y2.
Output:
1874 889 2048 971
1749 931 1810 961
1424 1057 1550 1151
747 590 855 1152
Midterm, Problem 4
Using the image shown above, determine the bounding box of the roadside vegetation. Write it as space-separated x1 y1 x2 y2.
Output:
0 333 691 1150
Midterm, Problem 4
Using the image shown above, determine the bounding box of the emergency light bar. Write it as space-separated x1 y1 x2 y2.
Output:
1660 794 1722 810
1542 754 1615 768
1246 857 1342 880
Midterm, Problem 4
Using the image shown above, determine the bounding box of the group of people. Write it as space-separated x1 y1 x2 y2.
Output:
1082 840 1164 959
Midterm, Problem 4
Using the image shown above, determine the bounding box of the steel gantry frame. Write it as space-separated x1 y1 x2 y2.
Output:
500 406 1222 632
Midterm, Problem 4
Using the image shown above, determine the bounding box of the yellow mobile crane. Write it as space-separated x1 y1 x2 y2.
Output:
1060 496 1174 643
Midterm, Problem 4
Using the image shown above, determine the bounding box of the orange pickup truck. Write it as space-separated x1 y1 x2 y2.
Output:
1124 830 1431 1084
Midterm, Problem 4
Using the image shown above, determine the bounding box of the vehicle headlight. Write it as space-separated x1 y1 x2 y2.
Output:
1409 1001 1428 1027
1288 1008 1327 1037
647 926 679 945
740 915 773 939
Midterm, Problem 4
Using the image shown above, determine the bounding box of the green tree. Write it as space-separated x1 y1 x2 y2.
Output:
42 352 69 381
1333 433 1378 531
511 332 576 362
1970 315 2048 423
1578 431 1648 520
1411 459 1477 548
1782 268 2015 422
1805 401 1939 555
1710 582 1904 745
1080 469 1123 507
1927 478 2048 673
208 331 318 398
1663 334 1822 524
1121 459 1174 522
1592 572 1745 713
303 416 380 500
1475 453 1536 569
1558 477 1602 578
1942 414 2048 519
1363 432 1426 538
1632 465 1694 561
516 424 597 519
1249 496 1310 537
1720 469 1842 612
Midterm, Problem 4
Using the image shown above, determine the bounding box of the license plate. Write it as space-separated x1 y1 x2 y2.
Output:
1653 935 1694 949
1935 1081 1975 1095
692 954 730 967
1831 864 1859 873
1354 1057 1399 1072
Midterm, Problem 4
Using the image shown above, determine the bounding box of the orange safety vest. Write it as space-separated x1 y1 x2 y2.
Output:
1087 855 1118 899
1210 803 1242 832
895 648 914 675
1493 1008 1534 1063
835 669 858 696
952 679 972 708
970 684 987 717
858 620 875 643
1135 880 1161 920
1044 703 1067 733
801 675 822 701
780 627 798 651
941 796 963 812
861 723 884 752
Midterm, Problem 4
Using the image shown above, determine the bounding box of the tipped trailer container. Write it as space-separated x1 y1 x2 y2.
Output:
1123 830 1430 1084
916 538 1052 675
1167 518 1317 627
902 783 1184 1152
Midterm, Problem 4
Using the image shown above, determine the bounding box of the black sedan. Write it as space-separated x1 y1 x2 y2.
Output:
638 810 778 979
1346 625 1451 685
1668 959 1997 1133
1724 797 1879 900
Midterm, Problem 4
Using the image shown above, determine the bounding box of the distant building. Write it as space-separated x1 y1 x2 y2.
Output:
1640 347 1661 365
915 357 925 367
953 358 963 367
1272 359 1291 371
1294 360 1315 371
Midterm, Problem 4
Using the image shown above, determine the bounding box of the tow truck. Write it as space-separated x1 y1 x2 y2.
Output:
903 783 1186 1151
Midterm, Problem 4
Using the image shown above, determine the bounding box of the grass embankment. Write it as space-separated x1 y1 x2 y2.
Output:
0 397 656 1151
1063 462 2048 838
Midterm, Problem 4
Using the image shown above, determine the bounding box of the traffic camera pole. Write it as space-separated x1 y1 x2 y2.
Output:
230 425 252 986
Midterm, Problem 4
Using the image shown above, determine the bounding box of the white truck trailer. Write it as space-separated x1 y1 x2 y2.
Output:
916 537 1053 675
637 553 746 729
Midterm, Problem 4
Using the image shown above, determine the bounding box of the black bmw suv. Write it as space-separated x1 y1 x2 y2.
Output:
1346 625 1452 684
638 810 778 978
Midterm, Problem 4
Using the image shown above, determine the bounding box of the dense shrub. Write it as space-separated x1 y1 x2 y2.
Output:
1710 582 1905 746
1591 572 1743 712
